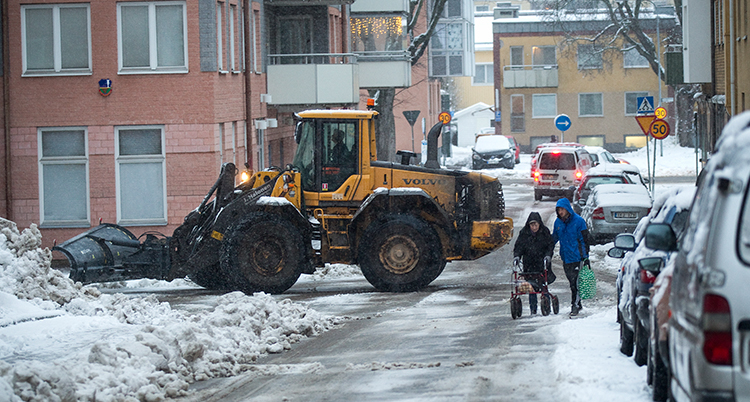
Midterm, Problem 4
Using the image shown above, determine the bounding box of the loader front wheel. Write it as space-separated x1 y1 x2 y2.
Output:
220 212 304 294
358 214 443 292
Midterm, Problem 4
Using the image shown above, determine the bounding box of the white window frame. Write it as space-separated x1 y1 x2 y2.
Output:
531 45 556 68
577 44 603 70
532 93 557 118
117 1 189 74
217 2 225 72
38 127 90 227
625 91 649 116
472 63 493 85
115 126 168 226
21 4 92 77
578 92 604 117
623 47 650 68
230 4 238 72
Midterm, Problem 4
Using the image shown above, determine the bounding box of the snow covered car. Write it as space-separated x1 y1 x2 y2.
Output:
608 186 694 400
580 183 652 244
645 112 750 402
572 165 638 214
584 146 630 167
472 134 515 169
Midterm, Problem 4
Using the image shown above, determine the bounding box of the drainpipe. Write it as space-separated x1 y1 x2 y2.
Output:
3 0 11 220
243 0 253 169
729 0 736 116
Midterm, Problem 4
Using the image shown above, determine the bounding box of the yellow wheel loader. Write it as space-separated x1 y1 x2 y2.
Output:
54 109 513 294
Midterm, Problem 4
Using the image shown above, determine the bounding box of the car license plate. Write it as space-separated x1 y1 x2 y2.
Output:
614 212 637 219
488 158 501 164
542 174 557 180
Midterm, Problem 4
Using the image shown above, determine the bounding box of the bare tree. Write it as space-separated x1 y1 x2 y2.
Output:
368 0 448 161
537 0 699 142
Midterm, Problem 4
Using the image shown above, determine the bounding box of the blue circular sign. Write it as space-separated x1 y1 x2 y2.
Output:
554 114 571 131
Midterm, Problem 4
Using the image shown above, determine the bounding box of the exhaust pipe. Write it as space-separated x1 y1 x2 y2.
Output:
424 121 445 169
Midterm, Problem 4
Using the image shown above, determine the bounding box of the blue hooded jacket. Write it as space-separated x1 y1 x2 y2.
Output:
552 198 590 264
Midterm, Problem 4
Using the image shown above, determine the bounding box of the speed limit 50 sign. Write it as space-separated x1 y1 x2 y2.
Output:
649 119 670 140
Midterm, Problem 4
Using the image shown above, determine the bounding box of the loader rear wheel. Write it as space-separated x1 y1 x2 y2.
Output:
358 214 443 292
220 212 304 294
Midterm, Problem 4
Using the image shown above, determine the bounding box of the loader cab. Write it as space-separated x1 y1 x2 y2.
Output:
293 118 359 194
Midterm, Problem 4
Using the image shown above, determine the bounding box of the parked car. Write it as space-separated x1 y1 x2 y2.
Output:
584 145 630 166
572 165 638 214
530 142 585 177
472 134 514 169
532 146 592 201
645 112 750 402
581 183 652 244
608 186 695 401
505 135 521 164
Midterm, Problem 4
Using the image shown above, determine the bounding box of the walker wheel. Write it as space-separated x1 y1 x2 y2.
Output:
541 294 551 316
551 294 560 315
511 297 522 319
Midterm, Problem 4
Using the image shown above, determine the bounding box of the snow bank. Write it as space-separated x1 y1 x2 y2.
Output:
0 217 339 402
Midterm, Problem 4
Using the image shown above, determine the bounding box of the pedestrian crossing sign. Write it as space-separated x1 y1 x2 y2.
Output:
636 96 655 114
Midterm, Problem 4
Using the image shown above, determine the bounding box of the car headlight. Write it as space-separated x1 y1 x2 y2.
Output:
473 154 481 160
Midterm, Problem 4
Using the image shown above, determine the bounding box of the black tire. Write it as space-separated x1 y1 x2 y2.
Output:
220 212 304 294
541 294 551 316
551 294 560 314
620 314 635 356
511 297 522 319
534 189 543 201
358 214 443 292
652 346 669 401
634 319 648 366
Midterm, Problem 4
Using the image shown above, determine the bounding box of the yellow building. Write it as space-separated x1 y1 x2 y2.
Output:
488 5 677 152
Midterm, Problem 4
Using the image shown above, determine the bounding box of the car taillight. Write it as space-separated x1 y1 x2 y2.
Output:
592 207 605 220
575 170 583 179
533 170 540 181
702 294 732 365
639 269 656 284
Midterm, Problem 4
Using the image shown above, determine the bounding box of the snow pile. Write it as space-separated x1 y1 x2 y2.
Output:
308 263 362 280
614 135 700 177
0 217 339 402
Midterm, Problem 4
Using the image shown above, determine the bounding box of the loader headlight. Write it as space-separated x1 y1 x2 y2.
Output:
240 170 250 183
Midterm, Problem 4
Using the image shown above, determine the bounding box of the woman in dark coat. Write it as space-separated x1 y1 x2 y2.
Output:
513 211 555 314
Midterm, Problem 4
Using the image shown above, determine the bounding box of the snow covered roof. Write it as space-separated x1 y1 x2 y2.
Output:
591 183 652 208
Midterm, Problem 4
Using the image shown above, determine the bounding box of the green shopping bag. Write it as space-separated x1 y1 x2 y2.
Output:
578 260 596 300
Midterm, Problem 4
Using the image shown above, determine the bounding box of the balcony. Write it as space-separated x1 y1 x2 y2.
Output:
503 65 558 88
357 51 412 88
266 53 359 106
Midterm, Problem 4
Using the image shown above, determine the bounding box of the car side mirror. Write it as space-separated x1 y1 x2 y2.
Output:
578 198 586 207
613 233 637 251
644 223 678 252
638 256 664 273
607 247 626 259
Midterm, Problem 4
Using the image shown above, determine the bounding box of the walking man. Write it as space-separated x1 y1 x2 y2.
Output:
552 197 590 316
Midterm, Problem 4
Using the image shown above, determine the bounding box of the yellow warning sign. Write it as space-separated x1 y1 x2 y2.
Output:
635 115 656 136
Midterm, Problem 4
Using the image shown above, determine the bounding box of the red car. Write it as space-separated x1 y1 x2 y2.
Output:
505 135 521 164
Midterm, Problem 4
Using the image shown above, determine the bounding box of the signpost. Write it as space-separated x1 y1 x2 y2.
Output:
403 110 421 152
554 114 571 142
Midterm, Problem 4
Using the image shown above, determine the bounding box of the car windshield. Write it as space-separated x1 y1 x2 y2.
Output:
584 176 626 189
475 135 510 152
539 152 576 170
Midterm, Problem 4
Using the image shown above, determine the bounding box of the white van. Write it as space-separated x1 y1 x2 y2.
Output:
645 111 750 402
532 146 593 201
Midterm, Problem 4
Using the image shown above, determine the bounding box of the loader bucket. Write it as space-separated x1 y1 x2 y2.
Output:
53 224 142 283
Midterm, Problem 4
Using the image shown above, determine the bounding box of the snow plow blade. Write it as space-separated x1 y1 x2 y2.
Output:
52 223 170 284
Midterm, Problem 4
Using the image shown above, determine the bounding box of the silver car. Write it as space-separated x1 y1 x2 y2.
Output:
580 183 652 244
646 112 750 402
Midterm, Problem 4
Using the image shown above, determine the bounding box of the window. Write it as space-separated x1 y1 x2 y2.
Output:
510 94 525 132
442 0 462 18
577 44 602 69
22 4 91 76
217 2 225 71
625 91 649 115
350 15 407 53
431 22 465 76
38 128 89 226
118 2 188 73
473 63 493 85
115 127 167 225
624 134 647 148
475 5 490 12
322 122 358 192
510 46 523 69
532 46 555 67
577 135 605 147
623 48 649 68
532 94 556 118
579 93 603 117
277 15 313 64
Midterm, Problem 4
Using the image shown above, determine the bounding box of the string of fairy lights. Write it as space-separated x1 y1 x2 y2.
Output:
350 16 404 39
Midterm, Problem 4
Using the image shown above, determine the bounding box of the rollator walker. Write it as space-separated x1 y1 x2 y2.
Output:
510 258 559 319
